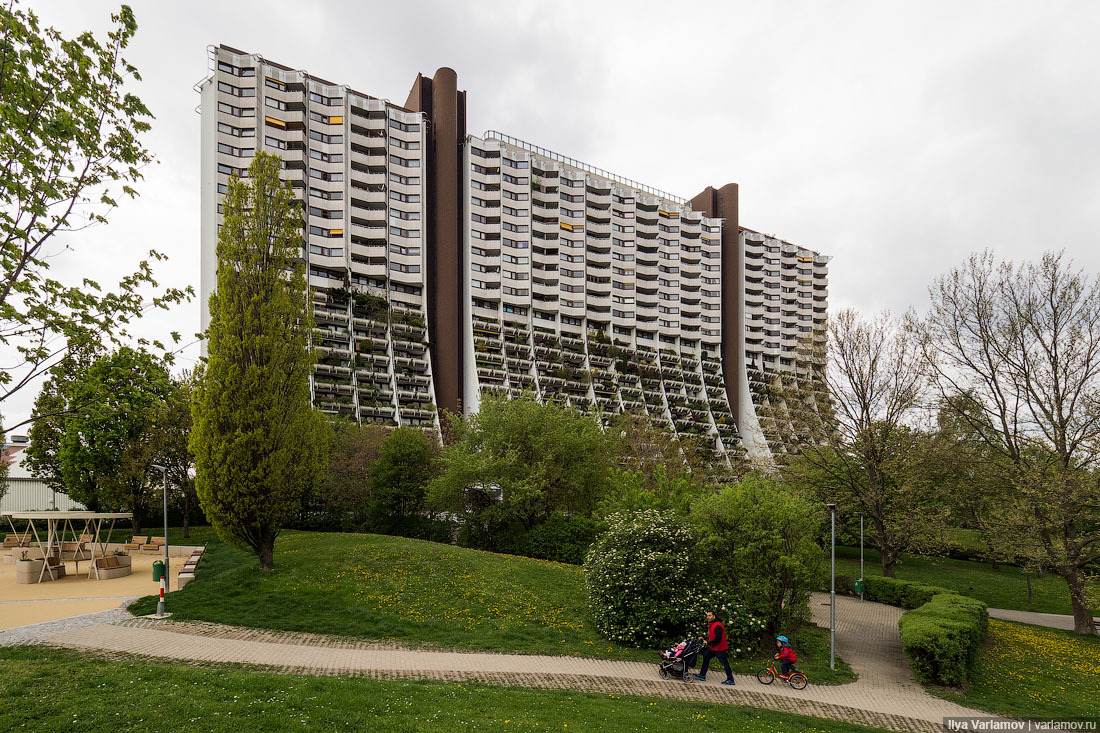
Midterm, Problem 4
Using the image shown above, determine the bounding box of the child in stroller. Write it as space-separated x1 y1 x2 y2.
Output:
658 638 702 683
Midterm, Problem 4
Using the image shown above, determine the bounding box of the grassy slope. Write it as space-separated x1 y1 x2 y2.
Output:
132 528 853 683
934 619 1100 719
832 546 1097 616
0 646 884 733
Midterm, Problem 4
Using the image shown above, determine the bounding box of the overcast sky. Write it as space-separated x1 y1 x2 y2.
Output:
7 0 1100 431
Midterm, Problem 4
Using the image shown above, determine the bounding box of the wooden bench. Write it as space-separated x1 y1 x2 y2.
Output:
123 535 148 552
141 536 166 553
3 533 32 549
93 555 132 580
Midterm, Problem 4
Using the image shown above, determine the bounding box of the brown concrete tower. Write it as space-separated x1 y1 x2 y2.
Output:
689 183 740 427
405 69 467 416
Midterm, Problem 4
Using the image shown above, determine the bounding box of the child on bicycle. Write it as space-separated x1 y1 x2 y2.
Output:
774 635 797 678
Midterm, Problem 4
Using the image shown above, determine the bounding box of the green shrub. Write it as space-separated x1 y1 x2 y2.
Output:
585 510 765 648
899 593 989 686
862 576 953 609
691 475 825 636
467 513 597 565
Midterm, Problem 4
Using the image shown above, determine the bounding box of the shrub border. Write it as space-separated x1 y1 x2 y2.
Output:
863 576 989 687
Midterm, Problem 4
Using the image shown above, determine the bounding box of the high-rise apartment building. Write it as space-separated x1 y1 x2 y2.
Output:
198 46 829 463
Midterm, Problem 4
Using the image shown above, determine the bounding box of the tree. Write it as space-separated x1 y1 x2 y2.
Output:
304 420 387 531
609 412 718 486
428 394 612 539
191 151 329 570
148 371 199 538
55 347 172 531
917 251 1100 634
366 426 438 536
787 309 945 577
24 344 105 496
691 474 826 638
0 2 190 417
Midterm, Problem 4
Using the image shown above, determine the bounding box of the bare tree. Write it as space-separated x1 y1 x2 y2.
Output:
787 309 945 577
918 250 1100 634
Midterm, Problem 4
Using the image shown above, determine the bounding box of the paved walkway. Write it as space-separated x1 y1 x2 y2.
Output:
3 592 993 732
988 607 1100 632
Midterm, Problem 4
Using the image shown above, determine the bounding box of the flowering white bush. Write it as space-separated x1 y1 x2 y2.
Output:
583 510 764 651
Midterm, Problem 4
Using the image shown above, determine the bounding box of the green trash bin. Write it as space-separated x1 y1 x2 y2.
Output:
854 578 864 593
152 560 165 582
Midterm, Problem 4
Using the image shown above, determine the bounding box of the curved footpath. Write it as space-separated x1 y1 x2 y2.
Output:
0 592 999 733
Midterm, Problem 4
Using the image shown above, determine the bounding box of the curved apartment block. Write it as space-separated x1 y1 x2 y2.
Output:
198 46 829 463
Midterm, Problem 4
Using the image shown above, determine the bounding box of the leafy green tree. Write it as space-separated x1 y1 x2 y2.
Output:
692 474 826 638
366 426 438 535
428 394 612 542
596 466 705 519
148 371 199 538
304 420 387 531
0 2 190 415
24 345 104 495
191 151 328 570
56 347 172 531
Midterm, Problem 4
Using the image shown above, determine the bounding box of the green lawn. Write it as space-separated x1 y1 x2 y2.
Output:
0 646 884 732
130 528 854 683
832 546 1097 616
934 619 1100 719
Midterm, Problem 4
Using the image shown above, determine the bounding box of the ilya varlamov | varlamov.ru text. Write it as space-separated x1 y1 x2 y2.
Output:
944 719 1098 732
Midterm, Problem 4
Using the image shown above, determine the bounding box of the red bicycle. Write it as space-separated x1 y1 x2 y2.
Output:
756 661 808 690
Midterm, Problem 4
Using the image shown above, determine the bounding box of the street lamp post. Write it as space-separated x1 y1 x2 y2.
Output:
859 512 865 602
151 464 169 617
826 503 836 671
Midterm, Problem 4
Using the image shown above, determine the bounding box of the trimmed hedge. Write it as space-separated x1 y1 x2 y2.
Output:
862 576 989 687
898 593 989 686
862 576 954 610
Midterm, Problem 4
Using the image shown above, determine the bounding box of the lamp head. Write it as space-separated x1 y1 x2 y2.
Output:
151 464 166 472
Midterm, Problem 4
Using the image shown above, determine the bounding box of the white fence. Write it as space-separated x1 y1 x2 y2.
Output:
0 477 85 513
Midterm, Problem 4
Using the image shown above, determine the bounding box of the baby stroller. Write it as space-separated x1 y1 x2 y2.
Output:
658 639 702 683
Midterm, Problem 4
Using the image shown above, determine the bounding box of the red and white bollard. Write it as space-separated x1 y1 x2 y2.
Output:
155 576 166 617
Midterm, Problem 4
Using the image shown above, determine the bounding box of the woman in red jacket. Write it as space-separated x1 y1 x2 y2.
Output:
693 610 735 685
774 635 798 678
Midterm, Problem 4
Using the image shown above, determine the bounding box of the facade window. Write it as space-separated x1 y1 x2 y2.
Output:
389 225 421 238
471 146 500 158
389 154 420 168
502 189 529 201
218 102 255 117
502 286 529 296
503 158 530 169
390 262 421 273
502 254 529 264
502 205 528 217
390 209 420 221
265 77 287 91
503 238 529 249
265 96 287 111
308 207 343 219
389 172 421 185
504 271 529 281
502 222 528 233
390 191 420 203
218 81 255 97
309 111 343 125
309 245 344 257
388 118 421 133
308 225 344 238
389 244 422 256
310 187 343 200
309 169 343 182
503 304 528 315
309 148 343 163
309 130 344 144
502 173 529 185
218 122 255 137
391 138 420 150
218 62 256 77
309 91 341 106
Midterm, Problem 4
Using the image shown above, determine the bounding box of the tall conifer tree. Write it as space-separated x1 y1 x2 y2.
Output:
191 151 327 570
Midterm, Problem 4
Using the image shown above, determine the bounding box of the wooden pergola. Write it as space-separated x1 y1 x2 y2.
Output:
3 511 132 583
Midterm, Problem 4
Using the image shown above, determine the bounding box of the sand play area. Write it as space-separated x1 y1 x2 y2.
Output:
1 551 189 630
